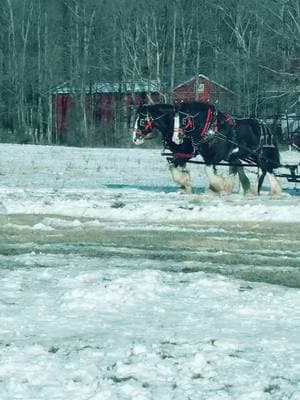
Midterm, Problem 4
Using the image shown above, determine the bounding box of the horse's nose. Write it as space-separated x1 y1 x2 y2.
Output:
133 130 145 145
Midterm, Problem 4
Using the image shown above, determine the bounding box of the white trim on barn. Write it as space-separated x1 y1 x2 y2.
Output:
173 74 234 95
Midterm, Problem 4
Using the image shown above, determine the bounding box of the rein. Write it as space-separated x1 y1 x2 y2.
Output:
200 108 213 137
139 110 173 123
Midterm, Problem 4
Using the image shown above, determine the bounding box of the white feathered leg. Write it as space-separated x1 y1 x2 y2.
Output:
205 165 225 193
224 174 235 194
224 165 238 194
267 172 282 196
169 165 192 194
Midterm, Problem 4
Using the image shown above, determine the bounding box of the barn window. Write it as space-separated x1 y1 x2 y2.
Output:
195 82 204 94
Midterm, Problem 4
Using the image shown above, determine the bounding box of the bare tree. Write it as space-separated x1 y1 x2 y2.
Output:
0 0 299 145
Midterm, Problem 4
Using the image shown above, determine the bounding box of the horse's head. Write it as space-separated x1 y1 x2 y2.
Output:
132 104 174 145
172 102 217 145
132 105 155 145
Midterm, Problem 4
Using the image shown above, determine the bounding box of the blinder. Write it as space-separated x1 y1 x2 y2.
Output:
183 116 194 131
139 114 153 131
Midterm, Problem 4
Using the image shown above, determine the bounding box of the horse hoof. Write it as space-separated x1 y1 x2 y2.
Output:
269 190 282 197
178 188 192 194
177 187 193 194
244 190 256 197
205 188 221 196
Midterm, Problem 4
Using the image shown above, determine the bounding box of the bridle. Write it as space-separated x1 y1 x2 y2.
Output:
132 111 154 143
133 108 174 144
173 107 218 146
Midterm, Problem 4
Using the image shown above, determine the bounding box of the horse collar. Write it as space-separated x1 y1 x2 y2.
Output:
196 108 218 143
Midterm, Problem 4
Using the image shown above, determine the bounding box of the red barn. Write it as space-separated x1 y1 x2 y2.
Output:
51 81 160 143
173 74 234 112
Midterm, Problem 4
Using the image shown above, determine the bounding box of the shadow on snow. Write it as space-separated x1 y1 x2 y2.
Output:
105 184 300 196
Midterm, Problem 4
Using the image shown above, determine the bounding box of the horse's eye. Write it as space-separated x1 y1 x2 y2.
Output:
140 119 145 127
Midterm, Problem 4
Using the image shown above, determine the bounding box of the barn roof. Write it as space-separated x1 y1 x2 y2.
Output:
173 74 234 94
53 81 160 94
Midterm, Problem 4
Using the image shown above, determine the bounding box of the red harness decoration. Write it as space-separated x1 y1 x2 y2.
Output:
145 117 153 130
224 113 236 126
200 108 212 137
185 117 193 130
173 152 194 159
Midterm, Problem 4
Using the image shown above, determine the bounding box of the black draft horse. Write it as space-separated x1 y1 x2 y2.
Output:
172 102 282 195
132 104 194 193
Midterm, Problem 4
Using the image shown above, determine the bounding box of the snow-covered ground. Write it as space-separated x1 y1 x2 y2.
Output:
0 143 300 400
0 143 299 223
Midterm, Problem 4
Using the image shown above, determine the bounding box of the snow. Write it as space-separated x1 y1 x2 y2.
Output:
0 143 300 400
0 143 299 223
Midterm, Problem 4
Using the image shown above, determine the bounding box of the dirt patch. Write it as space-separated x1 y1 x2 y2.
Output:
1 214 300 287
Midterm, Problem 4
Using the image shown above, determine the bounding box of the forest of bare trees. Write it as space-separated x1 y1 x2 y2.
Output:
0 0 299 146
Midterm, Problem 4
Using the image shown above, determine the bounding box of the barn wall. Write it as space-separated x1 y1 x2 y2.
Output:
51 91 160 146
173 77 213 103
52 94 72 143
173 77 234 113
173 80 196 102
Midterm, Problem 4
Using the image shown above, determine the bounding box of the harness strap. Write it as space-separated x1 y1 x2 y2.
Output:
173 152 194 159
223 113 236 126
200 108 212 137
